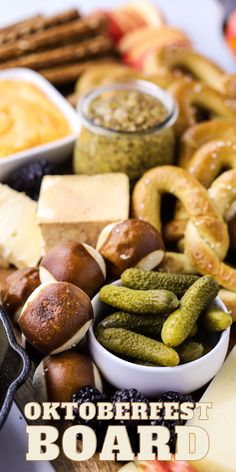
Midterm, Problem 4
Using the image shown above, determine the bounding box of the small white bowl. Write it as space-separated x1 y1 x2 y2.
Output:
0 68 80 180
88 280 230 396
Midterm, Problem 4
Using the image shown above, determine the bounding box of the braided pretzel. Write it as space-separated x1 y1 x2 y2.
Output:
144 47 236 98
169 79 236 137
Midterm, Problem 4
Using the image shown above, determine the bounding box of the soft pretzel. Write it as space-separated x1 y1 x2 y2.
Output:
179 119 236 168
163 144 236 243
168 79 236 137
132 165 236 288
208 169 236 221
165 138 236 243
143 47 236 98
132 165 228 256
166 121 236 245
159 251 197 274
187 139 236 187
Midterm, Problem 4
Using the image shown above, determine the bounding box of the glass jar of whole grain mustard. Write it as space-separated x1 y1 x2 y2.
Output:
74 81 178 179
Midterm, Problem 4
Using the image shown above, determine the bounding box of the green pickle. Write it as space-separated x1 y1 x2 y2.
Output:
132 359 160 367
97 311 166 338
121 269 199 297
201 305 232 331
99 285 179 315
189 323 198 337
161 275 219 347
177 341 204 363
97 327 179 367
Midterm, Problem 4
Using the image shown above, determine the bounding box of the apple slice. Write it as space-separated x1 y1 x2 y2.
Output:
119 26 190 55
121 27 191 69
126 0 166 28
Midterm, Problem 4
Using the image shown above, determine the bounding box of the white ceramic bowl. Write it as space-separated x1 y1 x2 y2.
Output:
88 280 230 396
0 68 80 180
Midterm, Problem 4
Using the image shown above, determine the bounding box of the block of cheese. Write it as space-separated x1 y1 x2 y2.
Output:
0 184 42 269
37 173 130 252
188 346 236 472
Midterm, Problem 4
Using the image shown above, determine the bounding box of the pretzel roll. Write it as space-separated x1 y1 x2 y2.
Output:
179 119 236 168
132 165 228 257
144 47 236 98
169 79 236 137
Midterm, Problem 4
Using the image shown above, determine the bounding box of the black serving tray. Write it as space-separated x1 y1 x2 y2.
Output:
0 306 30 428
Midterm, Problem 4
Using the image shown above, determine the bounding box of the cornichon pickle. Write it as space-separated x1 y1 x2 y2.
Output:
97 327 179 367
161 276 219 347
99 285 179 315
121 268 199 297
177 341 204 363
132 359 159 367
97 311 166 338
189 323 198 338
201 305 232 331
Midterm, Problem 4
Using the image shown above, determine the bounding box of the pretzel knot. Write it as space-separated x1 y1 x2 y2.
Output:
169 79 236 137
132 165 236 291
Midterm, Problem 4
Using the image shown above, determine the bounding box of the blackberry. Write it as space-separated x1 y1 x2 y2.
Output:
6 160 60 200
111 388 148 402
151 391 195 453
111 388 150 453
159 391 194 404
71 386 108 451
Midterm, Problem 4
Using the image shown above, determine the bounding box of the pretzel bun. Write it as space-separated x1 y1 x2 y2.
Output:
33 351 102 402
1 268 40 320
40 241 106 298
97 219 165 277
18 282 93 354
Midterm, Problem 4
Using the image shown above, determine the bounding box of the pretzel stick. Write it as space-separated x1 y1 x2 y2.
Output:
0 15 43 44
0 16 108 62
40 57 117 85
0 36 113 70
0 9 80 45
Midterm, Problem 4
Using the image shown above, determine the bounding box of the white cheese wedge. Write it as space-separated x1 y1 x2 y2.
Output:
37 173 130 252
188 346 236 472
0 184 42 268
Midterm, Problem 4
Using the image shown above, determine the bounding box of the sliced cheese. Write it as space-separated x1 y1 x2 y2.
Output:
0 184 42 268
37 173 130 251
188 346 236 472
